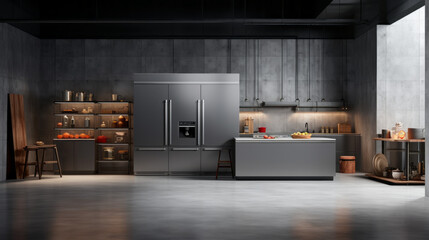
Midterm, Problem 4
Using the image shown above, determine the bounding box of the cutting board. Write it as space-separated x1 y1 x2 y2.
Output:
338 123 351 133
9 94 28 179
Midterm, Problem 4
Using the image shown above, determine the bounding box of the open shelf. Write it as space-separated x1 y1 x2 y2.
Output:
97 128 131 130
54 101 96 104
55 128 95 130
97 143 129 146
366 173 424 185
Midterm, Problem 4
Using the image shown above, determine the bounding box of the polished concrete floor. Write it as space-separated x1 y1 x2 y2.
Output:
0 174 428 240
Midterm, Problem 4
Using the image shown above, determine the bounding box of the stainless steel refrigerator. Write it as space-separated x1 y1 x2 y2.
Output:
133 73 239 175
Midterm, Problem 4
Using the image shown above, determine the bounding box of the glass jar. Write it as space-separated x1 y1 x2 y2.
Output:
103 147 115 160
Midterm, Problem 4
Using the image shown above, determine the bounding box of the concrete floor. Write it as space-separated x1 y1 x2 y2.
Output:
0 174 428 240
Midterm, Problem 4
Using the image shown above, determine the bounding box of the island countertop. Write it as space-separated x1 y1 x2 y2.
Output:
234 136 336 180
234 137 336 143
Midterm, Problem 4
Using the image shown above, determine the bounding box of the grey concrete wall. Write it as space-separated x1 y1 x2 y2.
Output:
377 7 425 133
0 23 41 181
347 28 378 173
39 39 350 141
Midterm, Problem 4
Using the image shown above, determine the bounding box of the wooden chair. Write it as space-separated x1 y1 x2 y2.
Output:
22 144 63 179
216 149 234 179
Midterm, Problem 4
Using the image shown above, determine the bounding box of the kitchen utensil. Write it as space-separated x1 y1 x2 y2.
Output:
408 128 425 139
76 92 85 102
63 90 73 101
118 150 129 160
103 147 115 160
112 94 118 101
114 132 126 143
63 115 69 128
258 127 266 133
96 135 107 143
372 153 388 176
392 170 403 180
381 129 391 138
84 117 90 128
87 93 94 101
337 123 351 133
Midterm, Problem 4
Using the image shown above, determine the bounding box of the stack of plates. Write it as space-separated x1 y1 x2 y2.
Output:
372 153 388 176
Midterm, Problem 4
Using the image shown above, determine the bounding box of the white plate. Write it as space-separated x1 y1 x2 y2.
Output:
372 153 388 176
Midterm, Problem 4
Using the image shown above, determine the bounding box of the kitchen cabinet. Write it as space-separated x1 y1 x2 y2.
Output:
54 139 95 173
235 137 336 179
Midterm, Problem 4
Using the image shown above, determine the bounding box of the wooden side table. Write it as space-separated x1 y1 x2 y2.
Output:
23 144 63 179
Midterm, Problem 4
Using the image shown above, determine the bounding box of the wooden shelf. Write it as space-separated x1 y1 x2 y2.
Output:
98 113 130 116
97 143 129 146
54 101 96 104
55 128 95 130
366 173 425 185
373 138 425 143
97 101 131 104
97 128 130 130
55 113 95 116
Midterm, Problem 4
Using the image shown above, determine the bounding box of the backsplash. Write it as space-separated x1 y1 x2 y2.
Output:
239 108 351 134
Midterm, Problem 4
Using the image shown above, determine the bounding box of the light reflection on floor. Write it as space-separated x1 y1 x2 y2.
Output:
0 174 428 240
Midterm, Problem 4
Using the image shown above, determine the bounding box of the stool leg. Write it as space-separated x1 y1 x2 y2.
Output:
22 149 29 179
54 147 63 178
229 149 234 178
216 150 221 180
37 149 42 179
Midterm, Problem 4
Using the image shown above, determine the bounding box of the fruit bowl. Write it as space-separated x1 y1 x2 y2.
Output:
291 132 312 139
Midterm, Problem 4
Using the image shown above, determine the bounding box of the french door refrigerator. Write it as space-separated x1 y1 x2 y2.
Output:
133 73 239 175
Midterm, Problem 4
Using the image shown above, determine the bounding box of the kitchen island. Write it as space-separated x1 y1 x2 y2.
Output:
234 137 336 180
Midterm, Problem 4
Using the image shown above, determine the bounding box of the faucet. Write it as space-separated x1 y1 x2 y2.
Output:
305 122 309 133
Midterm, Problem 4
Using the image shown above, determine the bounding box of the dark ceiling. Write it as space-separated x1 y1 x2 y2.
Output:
0 0 425 39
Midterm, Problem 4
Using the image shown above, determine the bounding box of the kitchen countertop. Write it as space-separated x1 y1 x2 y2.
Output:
235 137 335 143
239 133 361 137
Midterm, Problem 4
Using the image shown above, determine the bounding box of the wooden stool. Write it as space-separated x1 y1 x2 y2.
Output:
23 144 63 179
216 149 234 179
339 156 356 173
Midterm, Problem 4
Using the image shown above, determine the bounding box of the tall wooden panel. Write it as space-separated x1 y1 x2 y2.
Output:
9 94 27 178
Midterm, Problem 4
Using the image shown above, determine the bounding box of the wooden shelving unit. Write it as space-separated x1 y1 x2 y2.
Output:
54 101 133 174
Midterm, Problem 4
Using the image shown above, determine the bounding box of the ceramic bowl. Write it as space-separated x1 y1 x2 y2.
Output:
392 171 403 180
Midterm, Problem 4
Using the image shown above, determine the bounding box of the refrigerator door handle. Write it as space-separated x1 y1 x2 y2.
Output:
136 147 167 151
197 99 201 146
201 99 205 145
171 148 199 151
164 100 168 146
169 99 172 145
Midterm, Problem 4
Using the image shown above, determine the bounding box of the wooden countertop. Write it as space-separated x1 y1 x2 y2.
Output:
373 138 425 142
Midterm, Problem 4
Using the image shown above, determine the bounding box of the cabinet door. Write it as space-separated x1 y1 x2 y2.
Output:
134 148 168 175
134 84 169 147
169 148 200 174
201 84 239 146
54 140 74 172
169 84 200 146
74 141 95 172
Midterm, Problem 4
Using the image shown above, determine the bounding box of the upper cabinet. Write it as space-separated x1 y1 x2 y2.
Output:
230 39 348 108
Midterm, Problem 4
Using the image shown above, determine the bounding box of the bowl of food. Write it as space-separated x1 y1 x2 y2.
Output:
291 132 311 139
